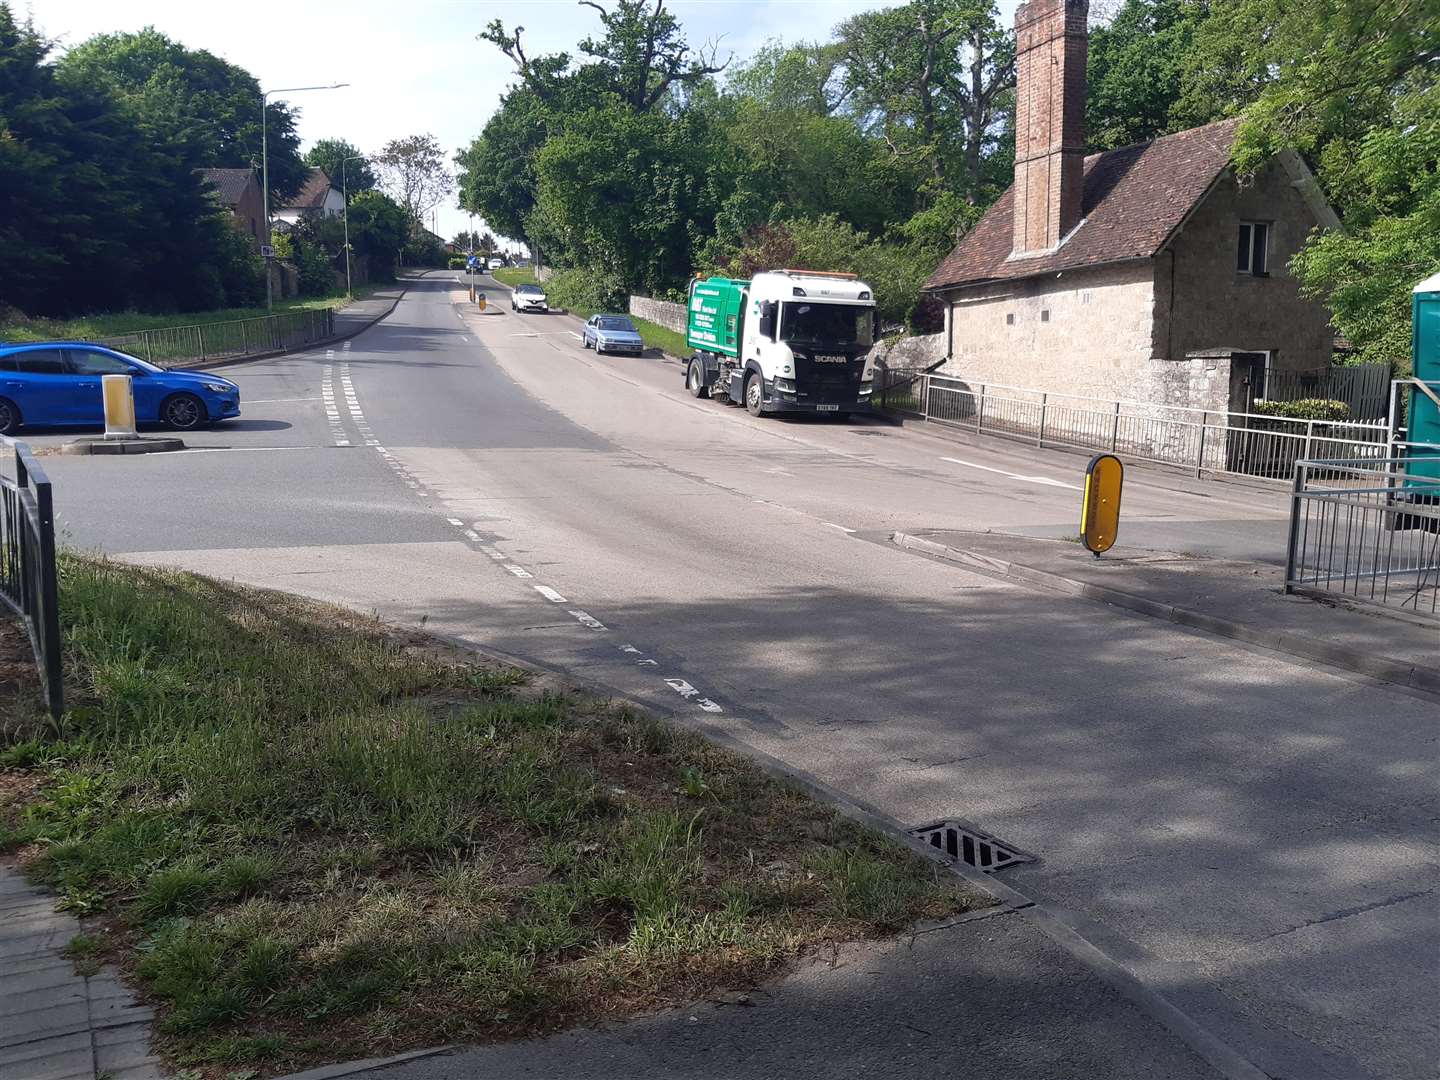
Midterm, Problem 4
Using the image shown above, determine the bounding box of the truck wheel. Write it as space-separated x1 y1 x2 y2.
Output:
744 372 767 417
687 359 707 399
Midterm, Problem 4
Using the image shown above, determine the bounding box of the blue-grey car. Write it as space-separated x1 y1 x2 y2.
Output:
582 315 644 356
0 342 240 435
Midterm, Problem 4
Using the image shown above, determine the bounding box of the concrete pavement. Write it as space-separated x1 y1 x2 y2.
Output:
25 277 1439 1079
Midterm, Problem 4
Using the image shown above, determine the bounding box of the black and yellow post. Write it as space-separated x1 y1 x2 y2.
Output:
1081 453 1123 556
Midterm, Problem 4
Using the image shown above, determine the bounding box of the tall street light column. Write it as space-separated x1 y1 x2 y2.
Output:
260 82 349 313
340 154 364 299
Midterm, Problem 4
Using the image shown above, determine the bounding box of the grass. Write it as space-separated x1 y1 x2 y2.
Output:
491 267 537 289
0 287 382 345
0 556 979 1077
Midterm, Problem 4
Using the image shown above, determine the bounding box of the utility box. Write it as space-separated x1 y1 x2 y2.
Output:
1411 272 1440 478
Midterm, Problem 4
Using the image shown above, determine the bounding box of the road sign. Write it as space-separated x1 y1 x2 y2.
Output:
1081 454 1123 555
260 244 275 259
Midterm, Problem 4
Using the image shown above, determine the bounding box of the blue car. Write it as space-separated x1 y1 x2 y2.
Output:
0 342 240 435
582 315 644 356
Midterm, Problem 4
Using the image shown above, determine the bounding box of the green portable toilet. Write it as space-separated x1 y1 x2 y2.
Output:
1411 272 1440 479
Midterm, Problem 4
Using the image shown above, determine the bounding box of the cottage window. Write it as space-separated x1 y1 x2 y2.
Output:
1237 221 1269 276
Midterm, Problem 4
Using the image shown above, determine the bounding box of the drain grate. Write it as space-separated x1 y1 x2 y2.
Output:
909 820 1031 872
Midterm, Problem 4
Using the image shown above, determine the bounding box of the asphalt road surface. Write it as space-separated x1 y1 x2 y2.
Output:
28 275 1438 1080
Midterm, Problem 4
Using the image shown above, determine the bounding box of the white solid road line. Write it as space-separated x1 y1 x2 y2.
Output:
939 456 1081 490
822 522 857 534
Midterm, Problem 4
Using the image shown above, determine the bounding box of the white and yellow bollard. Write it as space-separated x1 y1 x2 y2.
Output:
102 374 137 440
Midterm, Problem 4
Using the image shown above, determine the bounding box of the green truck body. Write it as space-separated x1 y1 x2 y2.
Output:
686 276 746 358
1411 274 1440 480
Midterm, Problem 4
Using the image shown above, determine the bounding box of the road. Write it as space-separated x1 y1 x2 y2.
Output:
31 275 1438 1080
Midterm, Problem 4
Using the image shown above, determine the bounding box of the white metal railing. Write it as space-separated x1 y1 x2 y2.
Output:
875 370 1390 483
1285 456 1440 621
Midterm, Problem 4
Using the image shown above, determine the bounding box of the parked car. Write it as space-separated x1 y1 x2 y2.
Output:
0 342 240 435
487 257 505 270
511 283 549 313
582 315 644 356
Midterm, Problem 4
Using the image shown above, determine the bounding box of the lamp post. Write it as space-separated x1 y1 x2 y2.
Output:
261 82 348 313
340 154 364 299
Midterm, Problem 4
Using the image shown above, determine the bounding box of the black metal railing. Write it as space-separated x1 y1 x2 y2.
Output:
101 308 335 369
0 437 62 717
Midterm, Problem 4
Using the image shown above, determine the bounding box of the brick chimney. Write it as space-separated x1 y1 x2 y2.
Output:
1011 0 1088 255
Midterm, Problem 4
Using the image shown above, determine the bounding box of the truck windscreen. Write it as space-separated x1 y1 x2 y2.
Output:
780 303 873 348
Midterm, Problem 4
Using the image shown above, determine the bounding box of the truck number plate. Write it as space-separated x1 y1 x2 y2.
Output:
816 404 839 412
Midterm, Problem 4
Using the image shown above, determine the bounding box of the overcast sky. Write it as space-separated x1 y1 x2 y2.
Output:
34 0 1021 246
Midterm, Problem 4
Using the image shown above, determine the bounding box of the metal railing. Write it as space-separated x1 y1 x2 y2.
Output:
0 437 62 717
875 368 1390 483
1285 456 1440 621
101 308 335 368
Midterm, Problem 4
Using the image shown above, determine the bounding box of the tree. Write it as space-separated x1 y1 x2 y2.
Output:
456 87 550 253
1181 0 1440 370
727 40 851 116
483 0 726 113
346 190 409 281
837 0 1013 198
57 28 307 202
305 138 376 195
1086 0 1207 151
375 133 453 225
0 4 256 316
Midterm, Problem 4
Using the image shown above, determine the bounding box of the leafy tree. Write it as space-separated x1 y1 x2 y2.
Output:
483 0 725 113
375 133 454 225
1086 0 1207 151
0 4 254 316
305 138 376 195
456 87 550 255
346 190 409 281
1181 0 1440 371
837 0 1012 197
57 28 307 202
727 39 851 116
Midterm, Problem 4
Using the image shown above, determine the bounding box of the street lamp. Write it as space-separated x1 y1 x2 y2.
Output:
340 154 364 299
261 82 349 313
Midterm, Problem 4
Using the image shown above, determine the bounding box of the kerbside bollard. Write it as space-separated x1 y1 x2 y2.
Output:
102 374 137 439
477 292 487 312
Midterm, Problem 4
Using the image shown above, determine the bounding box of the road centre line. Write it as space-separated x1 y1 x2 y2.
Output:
533 585 567 603
939 456 1081 490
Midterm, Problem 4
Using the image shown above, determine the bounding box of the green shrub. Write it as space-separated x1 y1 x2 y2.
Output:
448 256 468 270
1252 398 1351 421
542 267 628 316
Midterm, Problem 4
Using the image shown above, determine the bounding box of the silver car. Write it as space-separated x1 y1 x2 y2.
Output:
582 315 644 355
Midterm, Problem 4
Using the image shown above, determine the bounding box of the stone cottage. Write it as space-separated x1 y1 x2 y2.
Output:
923 0 1339 415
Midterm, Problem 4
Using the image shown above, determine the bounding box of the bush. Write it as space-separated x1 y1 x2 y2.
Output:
448 256 468 270
542 267 627 315
1252 398 1351 421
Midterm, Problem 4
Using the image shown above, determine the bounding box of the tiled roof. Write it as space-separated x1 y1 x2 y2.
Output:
927 118 1242 291
282 168 337 209
196 167 255 206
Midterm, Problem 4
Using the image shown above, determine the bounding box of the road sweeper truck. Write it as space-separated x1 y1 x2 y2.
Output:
682 270 878 417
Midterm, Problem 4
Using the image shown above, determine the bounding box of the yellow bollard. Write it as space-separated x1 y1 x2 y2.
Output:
102 374 137 439
477 292 487 312
1080 453 1124 555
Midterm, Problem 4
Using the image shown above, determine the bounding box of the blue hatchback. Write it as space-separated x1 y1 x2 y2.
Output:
0 342 240 435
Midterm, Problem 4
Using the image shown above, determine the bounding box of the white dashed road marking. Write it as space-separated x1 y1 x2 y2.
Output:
533 585 567 603
568 610 606 630
503 565 534 579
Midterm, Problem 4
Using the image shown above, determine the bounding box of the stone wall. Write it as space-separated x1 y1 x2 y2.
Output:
628 295 688 334
1158 161 1335 377
874 332 947 370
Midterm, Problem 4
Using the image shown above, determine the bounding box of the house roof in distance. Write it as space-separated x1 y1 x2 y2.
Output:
196 167 255 207
282 168 338 209
927 117 1242 291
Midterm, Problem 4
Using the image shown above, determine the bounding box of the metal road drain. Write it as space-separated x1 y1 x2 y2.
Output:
909 821 1032 872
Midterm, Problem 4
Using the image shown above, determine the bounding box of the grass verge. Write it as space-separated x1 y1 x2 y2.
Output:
490 267 537 289
0 288 383 345
0 556 980 1077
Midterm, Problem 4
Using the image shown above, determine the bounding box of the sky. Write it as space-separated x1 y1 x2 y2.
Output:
33 0 1021 247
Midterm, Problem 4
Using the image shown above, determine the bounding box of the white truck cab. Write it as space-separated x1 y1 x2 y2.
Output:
684 270 878 417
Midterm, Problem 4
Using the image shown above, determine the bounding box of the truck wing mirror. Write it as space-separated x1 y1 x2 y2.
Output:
758 301 777 340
